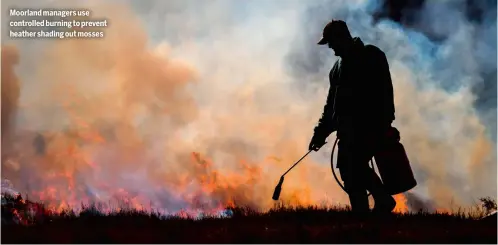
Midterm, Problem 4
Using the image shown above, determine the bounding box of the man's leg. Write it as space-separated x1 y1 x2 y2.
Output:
364 167 396 212
338 138 395 213
339 166 369 213
337 141 370 213
358 138 396 213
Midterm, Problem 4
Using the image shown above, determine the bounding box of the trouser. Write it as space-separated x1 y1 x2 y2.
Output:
337 136 391 213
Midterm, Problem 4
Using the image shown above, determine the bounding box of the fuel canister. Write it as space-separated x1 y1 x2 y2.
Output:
374 127 417 195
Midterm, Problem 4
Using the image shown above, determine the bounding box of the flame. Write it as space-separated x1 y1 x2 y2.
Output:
435 208 452 214
0 76 412 216
393 194 409 213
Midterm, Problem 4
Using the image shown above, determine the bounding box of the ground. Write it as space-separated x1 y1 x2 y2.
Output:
2 196 497 243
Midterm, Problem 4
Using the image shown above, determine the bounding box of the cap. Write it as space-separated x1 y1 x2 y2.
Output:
317 20 351 45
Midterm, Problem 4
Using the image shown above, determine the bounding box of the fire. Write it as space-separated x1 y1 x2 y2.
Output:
1 75 412 217
393 193 409 213
435 208 452 214
2 137 339 218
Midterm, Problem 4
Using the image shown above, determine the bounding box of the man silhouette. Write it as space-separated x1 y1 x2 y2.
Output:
309 20 397 214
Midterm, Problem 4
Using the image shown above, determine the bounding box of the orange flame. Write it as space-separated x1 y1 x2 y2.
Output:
393 193 409 213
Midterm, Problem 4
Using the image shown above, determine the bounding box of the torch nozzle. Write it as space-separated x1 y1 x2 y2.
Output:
272 176 284 201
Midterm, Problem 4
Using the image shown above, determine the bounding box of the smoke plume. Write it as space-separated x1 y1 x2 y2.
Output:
1 45 21 153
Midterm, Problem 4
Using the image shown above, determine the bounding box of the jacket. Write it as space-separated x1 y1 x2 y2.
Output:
313 37 395 140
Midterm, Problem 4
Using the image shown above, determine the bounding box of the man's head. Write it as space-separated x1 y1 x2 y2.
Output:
317 20 353 57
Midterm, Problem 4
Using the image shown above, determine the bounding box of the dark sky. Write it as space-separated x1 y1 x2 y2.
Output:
374 0 496 41
376 0 497 138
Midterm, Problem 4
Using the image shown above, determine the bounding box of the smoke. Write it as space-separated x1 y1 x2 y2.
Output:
1 45 21 153
404 192 436 212
1 0 496 213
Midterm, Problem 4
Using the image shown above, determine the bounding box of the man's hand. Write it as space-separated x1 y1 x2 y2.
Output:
308 134 327 151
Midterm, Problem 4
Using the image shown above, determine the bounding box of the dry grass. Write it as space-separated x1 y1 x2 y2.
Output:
1 194 496 243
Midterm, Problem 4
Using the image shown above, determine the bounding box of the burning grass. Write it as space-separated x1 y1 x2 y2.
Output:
1 193 496 243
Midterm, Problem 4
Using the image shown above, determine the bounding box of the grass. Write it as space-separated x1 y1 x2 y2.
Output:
1 194 497 243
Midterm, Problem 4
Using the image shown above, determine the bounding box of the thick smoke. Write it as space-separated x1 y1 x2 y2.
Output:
1 0 496 213
1 45 21 153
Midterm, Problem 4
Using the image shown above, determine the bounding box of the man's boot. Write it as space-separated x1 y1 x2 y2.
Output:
349 192 370 214
365 168 396 213
372 194 396 213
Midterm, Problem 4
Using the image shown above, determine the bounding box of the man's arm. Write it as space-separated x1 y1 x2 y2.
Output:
313 85 337 139
313 61 340 139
